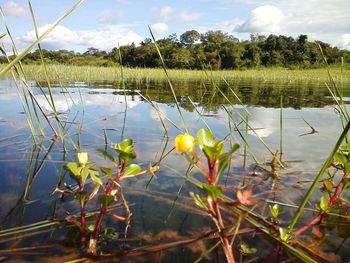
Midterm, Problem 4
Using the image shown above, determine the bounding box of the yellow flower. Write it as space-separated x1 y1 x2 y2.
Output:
78 152 88 166
175 133 195 153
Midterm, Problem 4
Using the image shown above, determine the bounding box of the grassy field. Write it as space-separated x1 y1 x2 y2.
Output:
1 64 348 83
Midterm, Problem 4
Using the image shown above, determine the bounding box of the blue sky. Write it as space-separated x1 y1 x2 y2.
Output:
1 0 349 53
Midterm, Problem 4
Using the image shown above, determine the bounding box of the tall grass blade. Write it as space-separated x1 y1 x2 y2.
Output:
148 26 188 133
187 96 211 132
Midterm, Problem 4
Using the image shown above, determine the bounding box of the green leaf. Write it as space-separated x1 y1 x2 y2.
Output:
98 149 117 165
216 143 240 181
345 162 350 174
190 192 208 210
279 227 290 242
98 194 115 206
202 183 222 200
269 204 280 218
0 33 6 40
334 152 346 166
114 148 137 163
75 191 87 207
88 224 95 232
123 164 142 177
197 129 215 150
117 139 134 152
85 163 95 169
90 169 103 186
319 196 329 212
64 162 80 177
100 167 114 179
239 243 257 255
342 178 350 192
323 179 334 193
80 166 89 186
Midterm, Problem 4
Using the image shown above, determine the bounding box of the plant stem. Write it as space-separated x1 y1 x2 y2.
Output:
207 197 235 263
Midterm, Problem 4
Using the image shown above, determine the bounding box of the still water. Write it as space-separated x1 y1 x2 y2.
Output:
0 79 349 262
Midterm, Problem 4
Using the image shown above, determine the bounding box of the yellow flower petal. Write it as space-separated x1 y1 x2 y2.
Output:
175 133 195 153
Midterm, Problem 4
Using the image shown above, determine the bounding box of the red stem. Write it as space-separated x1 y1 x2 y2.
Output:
92 162 126 240
294 173 347 237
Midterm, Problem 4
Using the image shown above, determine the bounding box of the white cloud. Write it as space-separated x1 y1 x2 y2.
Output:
232 0 350 49
1 1 26 16
15 24 143 51
97 10 124 25
19 25 79 50
150 22 168 35
340 34 350 50
235 5 285 33
154 5 201 24
78 27 142 50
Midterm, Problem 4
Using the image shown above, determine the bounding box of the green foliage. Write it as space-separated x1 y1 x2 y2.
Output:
3 32 348 70
279 227 291 242
197 128 224 158
113 139 137 163
316 196 330 212
123 164 141 177
64 159 101 187
239 243 257 255
190 192 208 210
202 183 223 200
269 204 281 219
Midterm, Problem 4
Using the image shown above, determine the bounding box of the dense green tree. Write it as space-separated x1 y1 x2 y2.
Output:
2 31 349 69
180 30 200 47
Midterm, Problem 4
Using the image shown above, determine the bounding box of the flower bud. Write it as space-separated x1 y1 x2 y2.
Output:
175 133 195 153
78 152 88 166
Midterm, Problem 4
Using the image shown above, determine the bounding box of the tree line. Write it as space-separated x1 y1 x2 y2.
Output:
2 30 349 69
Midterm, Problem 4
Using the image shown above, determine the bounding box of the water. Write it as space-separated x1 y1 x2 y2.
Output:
0 79 349 262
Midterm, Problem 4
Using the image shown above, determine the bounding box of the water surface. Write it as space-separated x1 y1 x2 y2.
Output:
0 79 349 262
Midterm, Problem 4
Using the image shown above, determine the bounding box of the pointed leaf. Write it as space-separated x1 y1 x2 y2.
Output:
101 166 114 179
202 183 222 200
334 152 346 166
345 162 350 174
269 204 280 218
190 192 208 210
123 164 142 177
81 166 89 186
90 169 103 186
98 149 117 165
64 162 80 176
216 143 240 181
197 129 215 150
117 139 134 152
75 191 87 207
279 227 290 242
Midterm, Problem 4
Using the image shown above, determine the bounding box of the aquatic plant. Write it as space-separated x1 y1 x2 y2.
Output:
175 129 241 262
60 140 159 256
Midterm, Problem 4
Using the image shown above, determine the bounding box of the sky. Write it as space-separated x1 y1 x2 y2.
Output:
0 0 349 53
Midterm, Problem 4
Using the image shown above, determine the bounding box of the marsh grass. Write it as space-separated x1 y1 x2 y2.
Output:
0 64 348 84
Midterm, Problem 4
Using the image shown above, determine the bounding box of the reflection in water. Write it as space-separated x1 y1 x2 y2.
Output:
0 79 349 261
